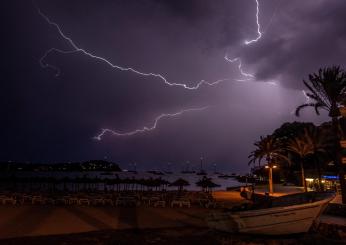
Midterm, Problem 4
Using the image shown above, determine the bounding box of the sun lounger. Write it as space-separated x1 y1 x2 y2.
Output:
54 197 67 205
32 196 45 205
1 197 16 205
115 197 138 207
92 198 105 205
68 197 79 205
153 200 166 207
103 198 114 206
78 198 90 205
171 199 190 208
45 198 56 205
149 197 160 206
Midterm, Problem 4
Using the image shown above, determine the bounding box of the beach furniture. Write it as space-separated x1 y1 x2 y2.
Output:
0 196 16 205
0 195 7 204
32 196 45 205
180 199 191 208
103 198 114 206
171 198 191 208
78 198 90 206
54 197 68 205
153 200 166 207
92 198 105 205
115 196 137 207
68 197 79 205
204 200 224 208
148 196 160 206
21 194 33 205
197 198 210 207
62 196 71 205
141 196 150 206
45 197 56 205
170 200 180 207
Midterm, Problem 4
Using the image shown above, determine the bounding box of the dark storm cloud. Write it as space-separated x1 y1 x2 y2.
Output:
237 0 346 88
2 0 340 172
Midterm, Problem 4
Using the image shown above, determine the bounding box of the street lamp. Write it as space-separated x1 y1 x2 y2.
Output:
265 164 278 194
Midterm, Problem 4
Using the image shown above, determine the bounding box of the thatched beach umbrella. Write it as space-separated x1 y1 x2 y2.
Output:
61 177 71 191
196 176 220 192
142 177 156 191
170 178 190 192
159 178 170 191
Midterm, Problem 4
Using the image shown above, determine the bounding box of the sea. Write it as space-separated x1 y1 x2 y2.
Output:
0 171 245 191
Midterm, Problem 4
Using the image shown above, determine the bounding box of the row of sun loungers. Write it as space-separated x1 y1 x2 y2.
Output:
0 192 222 208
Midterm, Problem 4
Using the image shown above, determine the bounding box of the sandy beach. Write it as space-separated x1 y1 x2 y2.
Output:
0 186 344 244
0 189 257 240
0 205 208 239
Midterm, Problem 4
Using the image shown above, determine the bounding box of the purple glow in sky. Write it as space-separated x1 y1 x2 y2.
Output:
3 0 345 172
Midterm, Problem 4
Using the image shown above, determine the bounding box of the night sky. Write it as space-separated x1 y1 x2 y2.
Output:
3 0 346 172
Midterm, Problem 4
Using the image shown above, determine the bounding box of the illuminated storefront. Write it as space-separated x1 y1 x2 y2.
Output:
305 175 341 192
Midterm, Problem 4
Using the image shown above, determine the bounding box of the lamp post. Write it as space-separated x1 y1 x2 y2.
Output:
265 163 277 194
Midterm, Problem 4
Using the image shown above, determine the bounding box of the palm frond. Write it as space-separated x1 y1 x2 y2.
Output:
296 66 346 118
295 103 319 117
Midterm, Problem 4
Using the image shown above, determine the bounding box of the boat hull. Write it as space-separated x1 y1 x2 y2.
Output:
207 192 335 235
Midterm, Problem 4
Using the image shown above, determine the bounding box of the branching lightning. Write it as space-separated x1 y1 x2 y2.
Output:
302 90 311 103
36 0 266 140
290 90 311 115
244 0 262 45
94 106 209 140
37 8 230 90
223 0 263 81
224 55 254 81
37 0 264 89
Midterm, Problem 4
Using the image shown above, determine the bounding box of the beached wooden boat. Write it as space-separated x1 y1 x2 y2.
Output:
207 192 335 235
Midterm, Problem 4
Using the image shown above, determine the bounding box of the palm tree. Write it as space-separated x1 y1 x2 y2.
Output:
309 127 335 190
296 66 346 202
248 135 288 194
286 127 330 192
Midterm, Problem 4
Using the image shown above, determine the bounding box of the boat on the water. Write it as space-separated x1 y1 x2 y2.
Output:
181 170 196 174
218 174 234 179
196 170 207 176
207 191 335 235
146 170 164 175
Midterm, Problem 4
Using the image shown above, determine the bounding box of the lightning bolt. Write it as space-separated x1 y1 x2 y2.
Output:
302 90 311 103
224 55 254 80
36 0 265 140
93 106 209 140
223 0 263 81
37 0 264 89
37 7 231 90
290 90 311 115
244 0 262 45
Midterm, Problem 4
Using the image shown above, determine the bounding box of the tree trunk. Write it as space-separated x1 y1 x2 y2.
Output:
266 155 274 194
314 155 322 191
269 167 274 194
300 159 307 192
317 164 322 191
332 116 346 203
